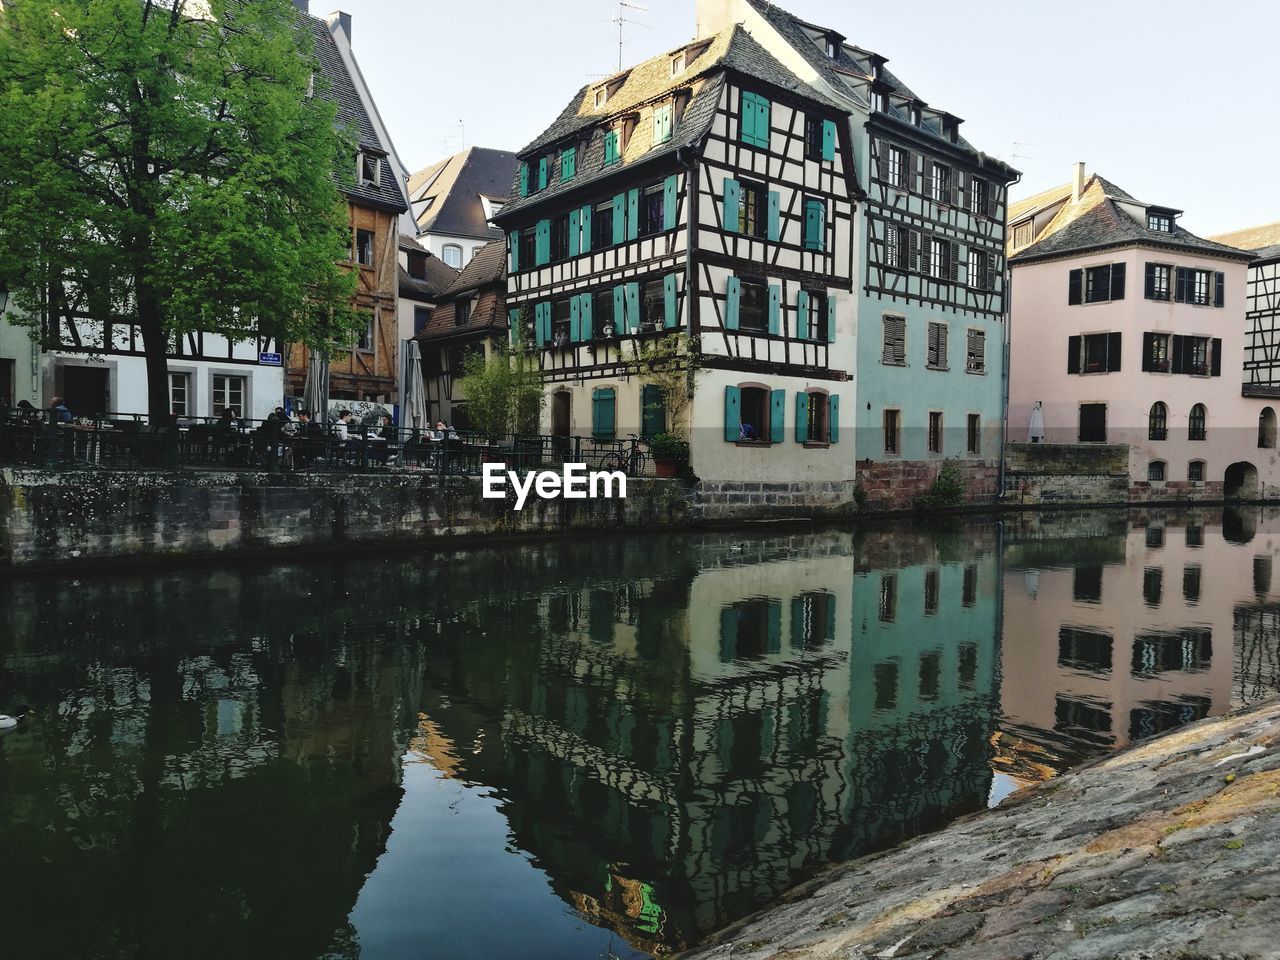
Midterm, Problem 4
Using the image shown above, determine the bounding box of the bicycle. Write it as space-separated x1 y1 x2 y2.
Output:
597 434 650 476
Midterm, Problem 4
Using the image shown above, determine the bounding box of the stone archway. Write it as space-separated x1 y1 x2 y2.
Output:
1224 461 1260 501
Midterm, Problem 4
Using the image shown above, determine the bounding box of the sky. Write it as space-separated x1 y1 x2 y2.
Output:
328 0 1279 237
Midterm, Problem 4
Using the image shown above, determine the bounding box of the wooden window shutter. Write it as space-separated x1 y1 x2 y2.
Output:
1211 338 1223 376
827 294 837 343
1068 269 1082 305
663 273 678 328
625 282 640 332
767 190 781 242
569 209 580 258
508 232 519 273
723 385 742 441
920 234 933 275
952 171 964 207
537 156 548 191
757 97 771 146
985 185 998 221
829 394 840 443
909 230 920 272
592 387 616 438
722 178 740 234
1171 334 1185 373
725 276 741 330
626 188 639 241
1111 263 1126 301
1144 263 1156 299
740 92 755 143
1141 332 1156 372
580 292 594 339
663 175 679 231
569 294 581 342
986 252 998 291
612 193 626 245
882 317 895 362
519 163 529 197
579 204 593 253
562 147 576 181
876 140 890 182
796 290 810 339
794 391 808 443
535 219 551 265
508 308 520 346
927 322 939 365
767 284 781 335
821 119 836 162
613 285 625 333
1174 266 1187 303
950 242 961 282
1107 332 1122 372
1067 335 1081 374
770 389 785 444
938 324 949 367
1214 272 1225 308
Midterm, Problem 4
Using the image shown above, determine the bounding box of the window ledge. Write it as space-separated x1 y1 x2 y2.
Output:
734 439 771 448
803 441 831 449
882 360 908 367
926 365 950 372
966 368 987 376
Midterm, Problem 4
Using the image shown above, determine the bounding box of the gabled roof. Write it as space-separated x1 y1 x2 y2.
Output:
304 15 407 214
408 147 518 241
1208 222 1280 260
397 236 458 301
441 239 506 298
1009 174 1252 265
497 25 846 223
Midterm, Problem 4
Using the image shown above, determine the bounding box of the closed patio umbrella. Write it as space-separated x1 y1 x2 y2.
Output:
402 339 427 429
303 349 329 421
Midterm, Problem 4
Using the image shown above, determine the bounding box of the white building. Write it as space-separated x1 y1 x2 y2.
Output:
408 147 519 270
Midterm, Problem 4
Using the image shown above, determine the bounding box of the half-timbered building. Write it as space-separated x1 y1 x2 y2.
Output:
493 24 858 499
693 0 1020 508
1207 222 1280 396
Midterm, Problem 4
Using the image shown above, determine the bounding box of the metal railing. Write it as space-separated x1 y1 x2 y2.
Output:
0 408 656 478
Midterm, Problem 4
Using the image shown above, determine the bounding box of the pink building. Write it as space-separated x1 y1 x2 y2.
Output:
1008 164 1267 499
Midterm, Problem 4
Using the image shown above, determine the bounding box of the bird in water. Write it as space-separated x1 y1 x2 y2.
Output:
0 705 34 732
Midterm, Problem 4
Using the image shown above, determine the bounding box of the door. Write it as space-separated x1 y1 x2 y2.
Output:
62 365 109 416
1078 403 1107 443
0 358 13 408
551 391 571 460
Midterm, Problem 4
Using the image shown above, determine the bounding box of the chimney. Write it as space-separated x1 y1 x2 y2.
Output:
1071 162 1086 203
696 0 737 39
327 10 352 43
292 0 308 12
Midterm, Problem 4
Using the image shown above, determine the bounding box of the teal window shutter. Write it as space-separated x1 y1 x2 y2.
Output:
519 163 529 197
603 130 619 165
830 394 840 443
569 294 581 342
724 385 742 441
723 178 739 233
803 199 825 251
740 92 755 144
794 391 808 443
561 146 576 181
625 282 640 331
758 97 771 146
663 174 678 231
725 276 740 330
653 104 673 144
509 231 520 273
612 193 626 245
535 219 551 265
592 387 616 438
580 292 593 339
767 191 780 241
663 273 677 328
569 209 580 258
796 290 810 339
533 303 544 344
641 384 665 438
767 284 781 335
741 92 770 147
537 156 548 190
580 204 593 253
540 302 553 345
627 188 639 241
770 389 785 444
509 308 520 346
827 294 838 342
822 119 836 162
613 285 625 333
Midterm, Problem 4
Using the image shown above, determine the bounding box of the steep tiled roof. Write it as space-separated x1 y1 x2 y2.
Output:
497 25 845 222
397 236 458 301
304 16 407 213
1008 176 1139 226
1208 221 1280 256
1010 175 1253 265
408 147 518 241
442 239 506 297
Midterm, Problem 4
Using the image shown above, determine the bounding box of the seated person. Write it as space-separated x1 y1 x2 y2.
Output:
739 421 758 441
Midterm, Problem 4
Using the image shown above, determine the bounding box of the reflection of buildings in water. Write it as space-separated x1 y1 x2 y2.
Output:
1235 603 1280 705
1000 509 1280 774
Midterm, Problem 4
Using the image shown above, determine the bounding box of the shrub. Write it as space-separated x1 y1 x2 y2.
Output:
916 459 968 511
650 433 689 462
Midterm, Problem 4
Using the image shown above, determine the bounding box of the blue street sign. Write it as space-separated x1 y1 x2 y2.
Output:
258 352 283 367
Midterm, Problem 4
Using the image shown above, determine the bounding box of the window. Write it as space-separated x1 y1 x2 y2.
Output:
640 182 665 237
926 236 949 279
1012 220 1034 248
551 298 572 346
1188 403 1206 441
923 569 939 615
882 316 905 365
963 564 977 606
887 145 908 188
455 298 472 327
928 162 950 202
967 247 987 289
594 289 615 336
652 103 673 145
594 87 607 109
1144 263 1172 301
1149 402 1168 440
518 230 536 270
968 177 988 215
1058 626 1112 671
670 52 686 76
640 278 665 330
1256 557 1273 595
802 290 828 341
1185 336 1211 376
561 146 576 181
967 413 981 455
738 279 767 332
212 375 245 417
737 178 767 238
919 651 941 702
1148 211 1172 232
959 644 978 690
358 153 380 187
550 214 570 262
356 229 375 267
883 408 900 454
1183 563 1202 602
1069 332 1121 374
804 115 824 161
739 91 771 148
966 329 985 373
413 306 430 335
805 391 829 443
802 197 826 251
928 411 943 453
1260 408 1277 449
1073 565 1103 604
873 661 898 710
1069 263 1126 304
1079 402 1107 442
593 200 614 250
1148 460 1166 482
641 384 666 438
356 312 374 350
603 130 620 165
926 321 948 370
1186 524 1203 547
406 250 427 279
1175 267 1213 306
878 573 897 622
1143 332 1171 372
441 243 462 269
884 224 904 269
1143 567 1163 607
592 387 616 438
739 385 770 442
168 372 189 416
793 592 835 649
1146 527 1165 549
1187 459 1205 482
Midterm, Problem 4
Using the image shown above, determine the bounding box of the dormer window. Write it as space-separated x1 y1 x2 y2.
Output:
1148 211 1173 233
670 51 686 76
826 38 838 58
594 87 607 109
359 153 381 188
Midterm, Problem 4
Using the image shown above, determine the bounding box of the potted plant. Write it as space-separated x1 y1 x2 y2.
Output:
650 432 689 478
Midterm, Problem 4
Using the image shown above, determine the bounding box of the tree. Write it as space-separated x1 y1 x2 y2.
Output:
620 333 699 439
0 0 358 421
460 335 546 438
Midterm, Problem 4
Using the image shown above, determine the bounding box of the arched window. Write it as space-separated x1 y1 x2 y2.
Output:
1188 403 1207 441
1188 460 1205 483
1260 407 1277 448
1148 402 1167 441
442 244 463 268
1148 460 1166 481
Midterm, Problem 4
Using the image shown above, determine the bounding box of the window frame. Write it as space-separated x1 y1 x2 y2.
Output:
737 177 767 239
804 389 830 444
639 181 666 237
442 242 463 269
927 410 943 454
967 413 981 455
928 161 950 203
355 228 375 267
1188 403 1207 441
1148 460 1166 482
211 374 246 418
966 328 986 374
1149 401 1168 441
738 384 771 443
737 277 768 332
883 407 901 454
168 371 190 417
1187 460 1205 483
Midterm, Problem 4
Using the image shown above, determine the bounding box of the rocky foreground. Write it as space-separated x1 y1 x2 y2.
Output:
679 699 1280 960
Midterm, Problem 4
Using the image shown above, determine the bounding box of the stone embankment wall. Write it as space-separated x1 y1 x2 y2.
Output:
680 698 1280 960
858 460 999 511
1003 442 1131 505
0 469 693 569
690 480 857 520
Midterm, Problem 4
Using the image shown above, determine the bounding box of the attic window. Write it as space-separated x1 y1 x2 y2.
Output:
407 251 427 280
671 52 686 76
359 153 381 188
594 87 607 109
1148 212 1173 233
825 38 838 58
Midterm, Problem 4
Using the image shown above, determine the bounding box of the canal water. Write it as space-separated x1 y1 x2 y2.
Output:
2 507 1279 959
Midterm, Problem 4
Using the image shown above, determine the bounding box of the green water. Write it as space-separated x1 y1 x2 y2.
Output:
2 508 1278 958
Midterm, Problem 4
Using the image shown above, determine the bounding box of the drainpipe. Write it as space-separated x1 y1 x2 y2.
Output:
676 145 698 339
998 170 1023 500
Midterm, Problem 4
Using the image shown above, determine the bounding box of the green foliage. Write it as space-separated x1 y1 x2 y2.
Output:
460 338 545 438
915 459 969 511
0 0 358 418
620 333 699 439
853 486 868 508
650 433 689 462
